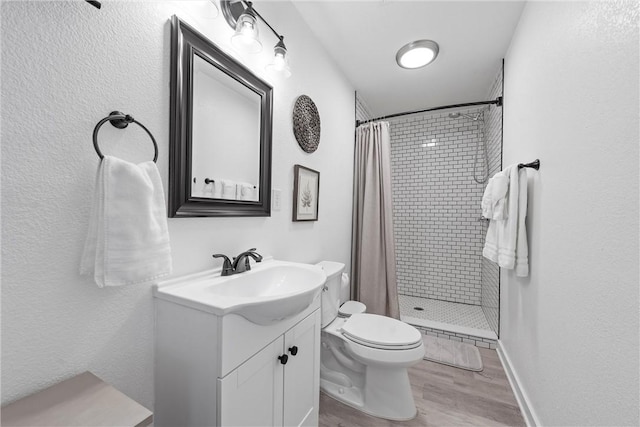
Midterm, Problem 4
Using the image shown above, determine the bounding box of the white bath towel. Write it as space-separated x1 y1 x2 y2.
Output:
80 156 172 287
238 183 258 201
481 172 509 220
221 180 236 199
201 180 214 196
212 180 223 198
482 165 529 276
515 171 529 277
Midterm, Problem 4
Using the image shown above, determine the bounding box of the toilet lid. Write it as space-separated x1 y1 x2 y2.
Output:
341 314 422 348
338 301 366 317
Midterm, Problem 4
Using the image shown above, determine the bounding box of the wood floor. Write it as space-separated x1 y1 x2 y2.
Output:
319 348 525 427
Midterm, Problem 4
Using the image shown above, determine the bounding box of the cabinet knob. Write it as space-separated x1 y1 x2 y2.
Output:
288 346 299 356
278 354 288 365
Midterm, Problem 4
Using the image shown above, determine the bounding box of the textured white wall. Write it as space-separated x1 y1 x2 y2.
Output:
1 1 354 408
501 1 639 425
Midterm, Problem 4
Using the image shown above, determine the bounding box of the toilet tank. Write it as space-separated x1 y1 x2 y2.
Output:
316 261 345 327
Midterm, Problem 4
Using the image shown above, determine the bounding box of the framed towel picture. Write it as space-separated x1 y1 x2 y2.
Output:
293 165 320 221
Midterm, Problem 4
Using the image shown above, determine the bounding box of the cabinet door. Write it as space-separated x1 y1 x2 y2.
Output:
283 310 321 427
218 336 285 426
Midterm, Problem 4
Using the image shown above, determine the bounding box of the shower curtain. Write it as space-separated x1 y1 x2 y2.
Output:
351 121 400 319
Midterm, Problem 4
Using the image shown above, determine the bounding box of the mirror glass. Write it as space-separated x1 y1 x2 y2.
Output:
169 15 273 217
191 54 261 200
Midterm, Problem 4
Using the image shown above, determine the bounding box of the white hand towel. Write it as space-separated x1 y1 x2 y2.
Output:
221 180 236 199
212 180 223 198
80 156 172 287
482 165 529 276
490 174 509 220
202 180 214 196
481 173 509 220
238 183 258 201
515 169 529 277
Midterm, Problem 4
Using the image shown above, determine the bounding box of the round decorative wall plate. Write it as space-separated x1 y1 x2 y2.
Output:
292 95 321 153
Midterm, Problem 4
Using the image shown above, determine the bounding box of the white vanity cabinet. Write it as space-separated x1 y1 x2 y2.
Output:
219 310 320 426
154 293 321 427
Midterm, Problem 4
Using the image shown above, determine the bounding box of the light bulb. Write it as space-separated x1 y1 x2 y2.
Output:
230 5 262 54
266 36 291 78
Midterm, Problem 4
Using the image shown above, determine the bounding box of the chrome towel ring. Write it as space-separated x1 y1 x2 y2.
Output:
92 111 159 163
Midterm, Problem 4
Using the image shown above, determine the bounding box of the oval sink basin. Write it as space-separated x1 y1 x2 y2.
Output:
154 260 327 325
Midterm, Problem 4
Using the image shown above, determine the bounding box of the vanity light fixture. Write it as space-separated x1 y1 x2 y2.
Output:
202 0 220 19
266 36 291 78
230 2 262 54
221 0 292 78
396 40 439 69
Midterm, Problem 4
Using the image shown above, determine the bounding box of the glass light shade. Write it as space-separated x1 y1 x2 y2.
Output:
201 0 219 19
266 39 291 78
231 10 262 54
396 40 439 69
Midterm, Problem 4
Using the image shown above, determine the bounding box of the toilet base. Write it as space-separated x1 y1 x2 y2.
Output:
320 366 418 421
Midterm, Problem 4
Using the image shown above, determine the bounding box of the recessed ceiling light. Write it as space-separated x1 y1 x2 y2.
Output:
396 40 439 69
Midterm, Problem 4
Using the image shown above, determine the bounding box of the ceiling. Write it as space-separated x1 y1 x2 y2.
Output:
293 1 525 118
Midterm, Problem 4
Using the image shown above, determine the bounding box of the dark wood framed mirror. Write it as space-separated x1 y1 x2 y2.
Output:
169 15 273 217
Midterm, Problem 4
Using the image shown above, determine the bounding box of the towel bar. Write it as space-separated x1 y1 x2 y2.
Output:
518 159 540 170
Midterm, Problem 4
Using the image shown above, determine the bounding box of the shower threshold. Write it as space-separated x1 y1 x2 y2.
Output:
399 295 498 342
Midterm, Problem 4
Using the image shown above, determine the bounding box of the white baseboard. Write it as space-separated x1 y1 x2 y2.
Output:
496 341 541 427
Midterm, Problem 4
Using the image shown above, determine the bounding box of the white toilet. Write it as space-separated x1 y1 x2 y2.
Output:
317 261 425 421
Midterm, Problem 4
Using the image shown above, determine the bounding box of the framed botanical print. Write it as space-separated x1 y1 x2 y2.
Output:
292 165 320 221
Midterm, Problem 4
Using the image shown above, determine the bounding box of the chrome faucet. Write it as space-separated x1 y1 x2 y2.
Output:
232 248 263 274
212 248 262 276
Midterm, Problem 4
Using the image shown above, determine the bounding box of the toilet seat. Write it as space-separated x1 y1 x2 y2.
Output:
343 334 423 350
341 314 423 350
338 301 366 317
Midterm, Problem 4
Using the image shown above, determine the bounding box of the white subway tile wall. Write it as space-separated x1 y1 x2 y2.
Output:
417 325 497 350
481 65 503 336
389 109 486 304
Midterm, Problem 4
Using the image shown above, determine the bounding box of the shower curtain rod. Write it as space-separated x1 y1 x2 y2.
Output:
356 96 503 127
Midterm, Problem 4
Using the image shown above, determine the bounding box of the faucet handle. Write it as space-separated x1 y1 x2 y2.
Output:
212 253 231 264
212 254 233 276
